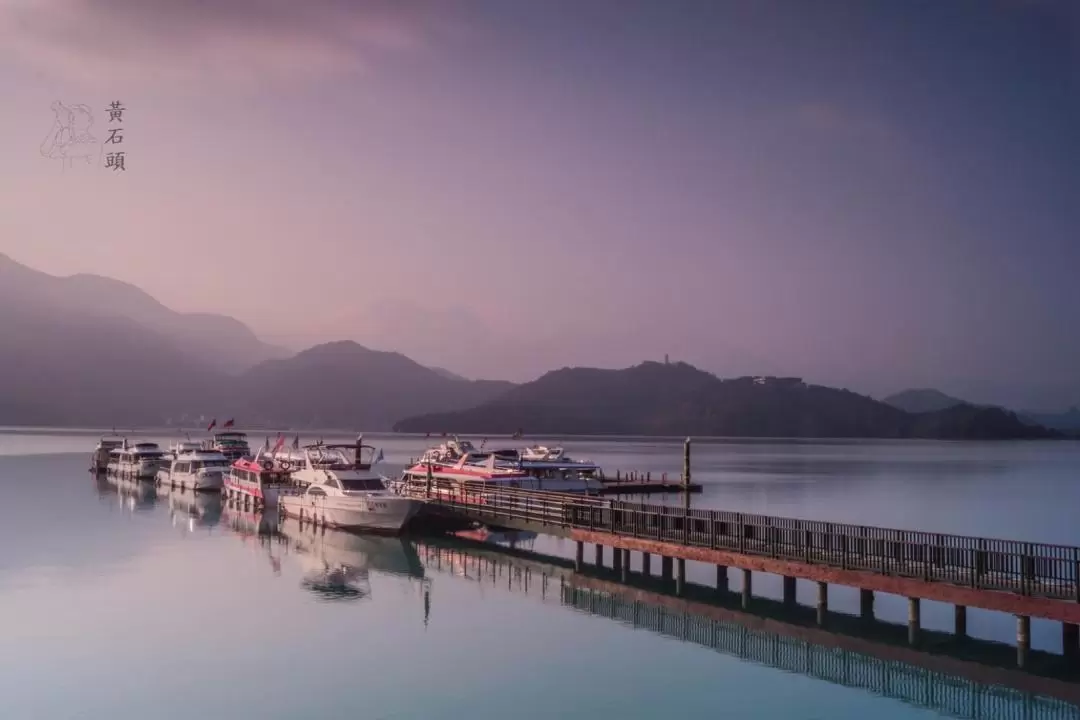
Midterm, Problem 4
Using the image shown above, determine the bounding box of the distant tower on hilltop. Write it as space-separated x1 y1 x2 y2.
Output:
664 354 670 365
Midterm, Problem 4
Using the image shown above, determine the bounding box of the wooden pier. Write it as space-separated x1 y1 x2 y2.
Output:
410 485 1080 668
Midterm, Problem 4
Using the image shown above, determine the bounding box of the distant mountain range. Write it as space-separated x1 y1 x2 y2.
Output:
0 252 287 374
395 364 1059 440
234 341 512 430
885 386 1080 434
0 253 510 429
882 388 967 414
0 252 1068 438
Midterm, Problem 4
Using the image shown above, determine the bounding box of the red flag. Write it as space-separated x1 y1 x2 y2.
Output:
272 434 285 453
206 418 217 432
223 418 235 428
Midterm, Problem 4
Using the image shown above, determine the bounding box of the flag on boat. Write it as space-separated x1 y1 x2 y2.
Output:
292 434 300 449
272 434 285 453
206 418 217 432
223 418 234 428
375 449 384 464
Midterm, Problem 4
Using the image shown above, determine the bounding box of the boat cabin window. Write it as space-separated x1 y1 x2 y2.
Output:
175 462 190 473
340 478 384 491
308 487 326 496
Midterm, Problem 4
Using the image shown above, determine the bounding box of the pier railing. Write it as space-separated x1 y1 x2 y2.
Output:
410 484 1080 601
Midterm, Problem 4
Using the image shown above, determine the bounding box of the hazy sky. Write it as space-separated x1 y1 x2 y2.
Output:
1 0 1077 409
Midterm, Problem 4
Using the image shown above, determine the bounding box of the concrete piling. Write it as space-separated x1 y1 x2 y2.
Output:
909 598 921 645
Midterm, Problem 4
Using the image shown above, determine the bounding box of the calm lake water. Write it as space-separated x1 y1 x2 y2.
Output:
1 428 1078 719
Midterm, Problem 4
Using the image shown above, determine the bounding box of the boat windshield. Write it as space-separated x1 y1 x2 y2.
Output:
191 459 229 469
339 478 385 491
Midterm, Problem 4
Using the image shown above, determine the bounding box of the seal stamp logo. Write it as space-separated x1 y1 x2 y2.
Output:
41 101 99 169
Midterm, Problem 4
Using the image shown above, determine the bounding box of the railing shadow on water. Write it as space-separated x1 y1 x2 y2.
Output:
411 535 1080 720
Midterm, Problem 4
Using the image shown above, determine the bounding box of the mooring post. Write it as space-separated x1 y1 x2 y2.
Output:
954 605 967 637
783 576 796 606
575 541 584 572
908 597 921 645
817 582 828 626
661 556 673 581
595 544 603 567
860 589 875 620
621 550 629 582
642 552 651 576
742 569 752 609
1017 615 1031 669
613 546 623 572
676 558 686 596
1064 623 1079 662
717 565 728 592
683 437 691 490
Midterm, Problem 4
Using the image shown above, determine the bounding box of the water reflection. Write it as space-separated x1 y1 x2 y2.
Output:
414 538 1080 720
156 484 222 532
95 474 158 513
278 518 424 602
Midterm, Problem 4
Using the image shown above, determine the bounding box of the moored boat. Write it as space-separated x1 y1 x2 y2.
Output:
168 440 204 458
224 452 299 508
394 444 598 497
213 431 251 461
157 449 230 491
520 444 566 462
280 441 421 533
90 435 125 473
107 441 167 479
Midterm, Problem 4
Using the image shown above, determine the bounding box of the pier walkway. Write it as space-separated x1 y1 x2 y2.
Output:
408 484 1080 663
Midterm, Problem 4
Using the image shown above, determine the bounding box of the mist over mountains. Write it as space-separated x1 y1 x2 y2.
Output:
0 253 1067 438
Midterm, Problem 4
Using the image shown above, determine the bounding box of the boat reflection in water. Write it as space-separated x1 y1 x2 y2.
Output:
277 517 425 602
155 484 223 533
96 473 158 513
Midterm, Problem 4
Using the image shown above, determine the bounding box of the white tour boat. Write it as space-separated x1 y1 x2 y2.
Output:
212 431 251 461
90 435 125 473
157 448 230 491
395 444 598 497
168 440 204 458
280 441 422 533
106 441 166 479
520 445 567 462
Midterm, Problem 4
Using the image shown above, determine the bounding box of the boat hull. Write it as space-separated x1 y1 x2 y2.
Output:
280 495 421 534
108 460 161 480
159 469 225 491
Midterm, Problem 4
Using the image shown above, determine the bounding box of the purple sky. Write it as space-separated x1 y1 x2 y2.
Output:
1 0 1077 409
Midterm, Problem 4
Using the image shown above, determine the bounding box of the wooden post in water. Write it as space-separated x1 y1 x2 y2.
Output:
682 437 691 489
1017 615 1031 669
908 598 921 645
1064 623 1079 662
860 589 875 620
